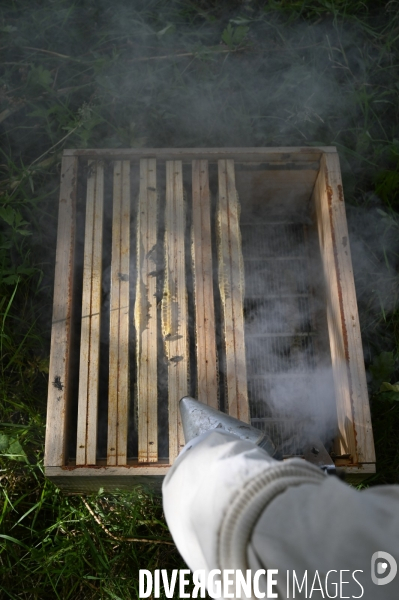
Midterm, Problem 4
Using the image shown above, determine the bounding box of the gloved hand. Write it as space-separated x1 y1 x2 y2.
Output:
162 429 325 576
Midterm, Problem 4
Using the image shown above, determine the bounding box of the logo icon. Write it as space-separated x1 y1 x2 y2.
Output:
371 551 397 585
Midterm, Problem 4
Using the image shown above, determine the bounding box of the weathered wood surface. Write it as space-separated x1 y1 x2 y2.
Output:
192 160 218 407
217 159 249 422
163 160 188 462
63 147 337 163
313 159 355 460
44 156 78 467
107 161 131 465
45 465 169 493
76 161 104 465
321 153 375 465
135 158 159 463
313 153 375 465
45 460 375 494
341 463 376 484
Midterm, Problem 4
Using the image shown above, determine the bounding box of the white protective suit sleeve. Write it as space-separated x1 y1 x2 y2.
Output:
248 476 399 599
162 430 399 600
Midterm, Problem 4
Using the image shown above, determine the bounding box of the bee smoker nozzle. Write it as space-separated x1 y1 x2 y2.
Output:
179 396 278 458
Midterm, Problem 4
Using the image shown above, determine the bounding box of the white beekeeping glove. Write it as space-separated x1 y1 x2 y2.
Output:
162 430 325 576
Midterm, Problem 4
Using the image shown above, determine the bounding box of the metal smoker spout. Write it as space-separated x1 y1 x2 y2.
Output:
179 396 279 458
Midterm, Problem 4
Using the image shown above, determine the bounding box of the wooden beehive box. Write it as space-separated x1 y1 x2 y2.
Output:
44 147 375 492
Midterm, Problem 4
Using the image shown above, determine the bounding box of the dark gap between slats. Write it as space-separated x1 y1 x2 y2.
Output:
183 163 197 402
209 162 225 413
127 161 139 460
96 161 112 461
66 157 87 464
156 162 169 461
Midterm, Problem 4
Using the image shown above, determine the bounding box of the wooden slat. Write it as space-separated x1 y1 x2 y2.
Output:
192 160 218 407
163 161 188 462
44 156 78 467
217 159 249 422
135 159 158 463
64 147 336 161
313 155 358 461
320 153 375 464
45 465 170 494
76 161 104 465
45 459 376 493
107 161 131 465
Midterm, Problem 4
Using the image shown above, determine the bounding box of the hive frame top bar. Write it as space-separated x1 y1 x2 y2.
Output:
63 146 337 160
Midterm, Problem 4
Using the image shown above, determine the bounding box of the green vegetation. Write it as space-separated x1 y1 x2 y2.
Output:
1 0 399 597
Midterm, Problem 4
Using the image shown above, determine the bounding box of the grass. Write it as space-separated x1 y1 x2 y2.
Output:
1 0 399 596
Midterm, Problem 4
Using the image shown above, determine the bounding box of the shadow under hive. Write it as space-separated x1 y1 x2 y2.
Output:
44 147 376 493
